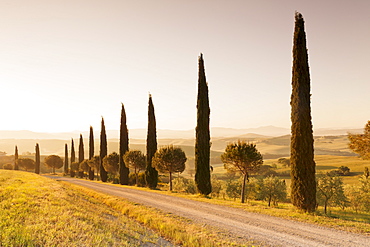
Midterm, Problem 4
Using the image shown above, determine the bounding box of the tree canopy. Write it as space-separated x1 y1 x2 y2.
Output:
348 120 370 159
44 155 63 174
18 158 35 171
102 152 119 175
152 146 187 191
123 150 146 186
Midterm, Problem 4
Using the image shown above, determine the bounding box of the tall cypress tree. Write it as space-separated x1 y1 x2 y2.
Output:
195 53 212 195
145 94 158 189
290 12 316 212
78 134 84 178
35 143 40 174
64 143 68 175
70 138 76 177
88 126 95 180
119 103 130 185
100 117 108 182
14 145 19 170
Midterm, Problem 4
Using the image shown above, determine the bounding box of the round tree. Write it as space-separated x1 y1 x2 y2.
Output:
88 155 100 179
44 155 63 174
123 150 146 186
152 146 187 191
17 158 35 171
221 141 263 203
102 152 120 176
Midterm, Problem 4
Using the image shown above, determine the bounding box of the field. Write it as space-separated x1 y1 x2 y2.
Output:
0 170 170 246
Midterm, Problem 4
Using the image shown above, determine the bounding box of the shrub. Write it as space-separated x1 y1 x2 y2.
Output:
172 177 197 194
258 175 287 206
3 163 13 170
210 176 225 198
129 172 146 187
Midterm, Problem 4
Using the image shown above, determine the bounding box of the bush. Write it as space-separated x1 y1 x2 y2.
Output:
337 166 350 176
172 177 197 194
257 165 277 177
3 163 13 170
258 175 287 206
225 177 242 201
129 172 146 187
211 176 226 198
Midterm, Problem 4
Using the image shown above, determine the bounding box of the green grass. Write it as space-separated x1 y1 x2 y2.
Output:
0 170 250 247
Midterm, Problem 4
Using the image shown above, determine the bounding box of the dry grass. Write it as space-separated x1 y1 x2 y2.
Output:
0 170 169 246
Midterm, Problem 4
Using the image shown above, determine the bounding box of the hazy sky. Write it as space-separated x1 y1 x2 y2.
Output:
1 0 369 133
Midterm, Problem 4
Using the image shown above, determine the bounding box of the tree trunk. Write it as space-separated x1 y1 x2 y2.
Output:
241 173 248 203
135 167 138 186
169 172 173 191
324 198 328 214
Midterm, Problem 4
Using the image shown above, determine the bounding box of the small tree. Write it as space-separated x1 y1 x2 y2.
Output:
102 152 119 177
221 141 263 203
316 173 347 214
259 175 287 207
152 146 187 191
277 158 290 167
226 179 241 201
88 156 100 179
359 175 370 211
123 150 146 186
348 121 370 159
44 155 63 174
364 167 369 179
79 159 90 177
337 166 350 176
70 162 80 175
18 158 35 171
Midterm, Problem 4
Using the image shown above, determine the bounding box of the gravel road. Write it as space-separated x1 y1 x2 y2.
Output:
47 176 370 247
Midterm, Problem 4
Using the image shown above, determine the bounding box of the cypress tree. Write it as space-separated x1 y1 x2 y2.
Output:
119 103 130 185
290 12 316 212
88 126 95 180
71 138 76 177
35 143 40 174
195 53 212 195
64 143 68 175
14 145 19 170
78 134 84 178
100 117 108 182
145 94 158 189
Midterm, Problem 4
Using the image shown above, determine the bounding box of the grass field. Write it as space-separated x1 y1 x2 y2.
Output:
0 170 169 246
0 170 248 247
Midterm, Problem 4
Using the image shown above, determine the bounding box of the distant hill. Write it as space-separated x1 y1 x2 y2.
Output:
0 126 363 140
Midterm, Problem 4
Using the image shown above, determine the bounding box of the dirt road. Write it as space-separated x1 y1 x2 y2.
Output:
47 176 370 247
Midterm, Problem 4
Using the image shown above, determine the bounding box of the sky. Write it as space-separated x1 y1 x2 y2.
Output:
0 0 369 133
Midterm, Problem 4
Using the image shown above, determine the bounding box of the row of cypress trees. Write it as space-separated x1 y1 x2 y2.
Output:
60 54 212 193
